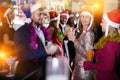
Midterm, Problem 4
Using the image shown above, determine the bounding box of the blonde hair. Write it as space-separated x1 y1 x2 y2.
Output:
108 25 120 35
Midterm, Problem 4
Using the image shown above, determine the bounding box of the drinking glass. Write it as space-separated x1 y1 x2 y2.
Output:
46 57 69 80
4 56 17 77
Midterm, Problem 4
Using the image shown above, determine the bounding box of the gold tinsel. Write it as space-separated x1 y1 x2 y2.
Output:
94 33 120 50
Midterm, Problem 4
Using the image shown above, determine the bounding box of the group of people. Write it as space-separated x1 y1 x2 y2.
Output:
0 3 120 80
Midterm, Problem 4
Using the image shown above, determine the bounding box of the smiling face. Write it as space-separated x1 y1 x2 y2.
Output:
60 15 68 25
31 7 47 26
80 14 91 27
31 9 41 26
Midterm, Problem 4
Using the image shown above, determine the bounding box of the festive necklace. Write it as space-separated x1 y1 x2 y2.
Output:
94 33 120 50
29 23 38 50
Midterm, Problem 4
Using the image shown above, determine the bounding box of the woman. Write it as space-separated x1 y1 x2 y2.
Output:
68 6 96 80
1 8 16 56
47 11 63 56
78 9 120 80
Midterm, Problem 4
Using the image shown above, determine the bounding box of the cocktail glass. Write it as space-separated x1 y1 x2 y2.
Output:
4 56 17 77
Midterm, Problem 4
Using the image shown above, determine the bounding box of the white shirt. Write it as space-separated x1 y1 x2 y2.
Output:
60 23 66 33
35 26 45 46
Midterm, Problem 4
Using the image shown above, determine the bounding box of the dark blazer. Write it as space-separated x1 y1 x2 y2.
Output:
14 23 47 61
59 24 75 59
14 23 47 80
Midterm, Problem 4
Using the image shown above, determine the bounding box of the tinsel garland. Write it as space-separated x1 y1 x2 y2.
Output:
94 33 120 50
29 23 38 50
29 23 51 50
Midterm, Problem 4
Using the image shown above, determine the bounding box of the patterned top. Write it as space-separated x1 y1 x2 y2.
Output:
74 30 95 80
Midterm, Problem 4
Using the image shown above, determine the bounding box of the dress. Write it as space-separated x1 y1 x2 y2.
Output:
74 30 95 80
47 25 62 48
84 34 120 80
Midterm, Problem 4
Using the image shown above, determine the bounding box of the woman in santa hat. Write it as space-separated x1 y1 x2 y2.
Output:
68 6 96 80
78 9 120 80
47 11 63 57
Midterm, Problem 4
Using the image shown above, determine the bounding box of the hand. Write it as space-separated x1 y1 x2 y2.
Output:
54 46 63 57
78 61 84 67
45 45 54 55
67 33 75 42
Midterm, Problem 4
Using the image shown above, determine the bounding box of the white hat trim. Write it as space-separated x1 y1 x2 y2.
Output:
69 14 74 18
50 14 60 21
103 14 120 28
50 17 58 21
80 11 94 31
60 13 69 18
103 14 120 36
80 11 93 18
87 18 93 31
31 4 41 13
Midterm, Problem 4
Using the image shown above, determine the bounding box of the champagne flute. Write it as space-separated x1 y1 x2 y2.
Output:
4 56 17 77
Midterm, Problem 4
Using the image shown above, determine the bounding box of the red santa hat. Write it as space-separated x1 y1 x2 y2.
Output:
49 11 59 21
79 6 94 31
103 9 120 36
60 10 69 18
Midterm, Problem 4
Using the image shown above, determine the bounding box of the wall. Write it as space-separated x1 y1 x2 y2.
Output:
104 0 119 13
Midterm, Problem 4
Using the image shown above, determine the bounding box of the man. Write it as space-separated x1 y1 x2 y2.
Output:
59 10 69 57
59 11 75 80
59 10 69 33
13 4 54 80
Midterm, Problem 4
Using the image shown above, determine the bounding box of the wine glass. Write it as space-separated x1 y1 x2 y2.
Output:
0 53 7 73
46 57 69 80
4 56 17 77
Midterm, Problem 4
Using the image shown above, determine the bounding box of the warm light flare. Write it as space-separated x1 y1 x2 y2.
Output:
93 2 103 9
0 52 6 58
0 21 2 26
94 3 99 8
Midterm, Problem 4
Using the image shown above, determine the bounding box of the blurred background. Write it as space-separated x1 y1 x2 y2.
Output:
0 0 120 27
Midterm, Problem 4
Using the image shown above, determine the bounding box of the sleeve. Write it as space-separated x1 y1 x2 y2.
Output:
84 42 116 73
14 27 47 60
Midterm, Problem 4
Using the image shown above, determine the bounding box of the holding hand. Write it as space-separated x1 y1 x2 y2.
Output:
45 44 62 56
78 61 84 67
68 33 76 42
45 45 55 55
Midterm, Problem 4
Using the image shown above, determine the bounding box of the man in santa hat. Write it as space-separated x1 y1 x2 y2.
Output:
58 10 70 61
13 4 55 80
59 10 69 33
